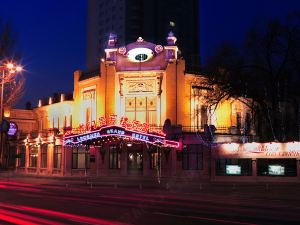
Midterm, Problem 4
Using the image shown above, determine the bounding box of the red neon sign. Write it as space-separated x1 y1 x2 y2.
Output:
64 115 165 136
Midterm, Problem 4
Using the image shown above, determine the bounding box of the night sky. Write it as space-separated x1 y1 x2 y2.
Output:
2 0 300 108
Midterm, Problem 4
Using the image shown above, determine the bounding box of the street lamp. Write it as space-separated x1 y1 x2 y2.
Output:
0 62 23 168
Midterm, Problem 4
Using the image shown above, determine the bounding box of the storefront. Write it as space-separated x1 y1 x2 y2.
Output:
61 119 180 177
212 142 300 182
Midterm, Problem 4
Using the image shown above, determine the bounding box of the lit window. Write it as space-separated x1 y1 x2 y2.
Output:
29 146 38 168
72 146 89 169
54 146 62 169
41 144 47 168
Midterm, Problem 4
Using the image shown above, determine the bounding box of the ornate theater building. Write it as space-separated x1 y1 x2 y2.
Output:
9 33 272 180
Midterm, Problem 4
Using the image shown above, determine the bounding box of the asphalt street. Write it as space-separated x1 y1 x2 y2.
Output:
0 175 300 225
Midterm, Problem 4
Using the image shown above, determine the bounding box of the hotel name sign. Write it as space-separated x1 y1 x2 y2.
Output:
214 142 300 158
64 114 164 136
63 125 179 148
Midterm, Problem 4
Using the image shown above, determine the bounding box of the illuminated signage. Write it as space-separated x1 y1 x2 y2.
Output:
268 165 285 175
226 165 241 175
76 132 101 143
65 115 165 137
63 125 179 148
215 142 300 158
7 122 18 136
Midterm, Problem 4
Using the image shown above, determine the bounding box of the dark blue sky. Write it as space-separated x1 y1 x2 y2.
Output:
2 0 300 108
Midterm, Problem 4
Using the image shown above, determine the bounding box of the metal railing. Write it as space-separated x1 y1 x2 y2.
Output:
182 126 230 134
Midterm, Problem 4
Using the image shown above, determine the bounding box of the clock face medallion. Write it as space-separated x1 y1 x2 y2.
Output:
127 48 154 62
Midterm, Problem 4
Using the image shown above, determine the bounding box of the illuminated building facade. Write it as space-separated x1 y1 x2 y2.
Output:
11 33 265 180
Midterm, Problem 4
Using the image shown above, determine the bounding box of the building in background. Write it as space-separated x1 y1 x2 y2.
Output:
86 0 200 71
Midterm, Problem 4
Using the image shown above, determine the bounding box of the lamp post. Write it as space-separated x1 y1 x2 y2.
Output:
0 62 23 168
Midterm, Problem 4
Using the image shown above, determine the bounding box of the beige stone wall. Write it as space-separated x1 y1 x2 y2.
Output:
34 101 74 131
5 108 37 133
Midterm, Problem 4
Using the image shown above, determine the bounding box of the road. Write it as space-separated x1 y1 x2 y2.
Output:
0 176 300 225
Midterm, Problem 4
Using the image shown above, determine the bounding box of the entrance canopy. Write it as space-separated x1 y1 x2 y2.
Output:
63 125 180 148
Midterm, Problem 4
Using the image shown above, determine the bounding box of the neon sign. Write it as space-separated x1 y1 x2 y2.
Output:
7 122 18 136
65 115 165 136
63 125 179 148
216 142 300 158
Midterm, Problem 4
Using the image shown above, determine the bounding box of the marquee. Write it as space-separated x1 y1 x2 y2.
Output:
63 125 180 148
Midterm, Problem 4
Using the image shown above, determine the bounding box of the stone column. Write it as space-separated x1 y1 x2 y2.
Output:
37 144 41 175
25 145 29 174
48 143 54 175
15 146 19 172
61 146 65 176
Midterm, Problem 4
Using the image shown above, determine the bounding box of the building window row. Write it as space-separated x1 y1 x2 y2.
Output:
21 145 62 169
216 158 297 177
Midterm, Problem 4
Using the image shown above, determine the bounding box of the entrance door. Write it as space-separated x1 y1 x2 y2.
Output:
128 150 143 174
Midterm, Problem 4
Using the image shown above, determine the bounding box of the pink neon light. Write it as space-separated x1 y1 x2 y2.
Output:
63 125 180 148
65 115 166 137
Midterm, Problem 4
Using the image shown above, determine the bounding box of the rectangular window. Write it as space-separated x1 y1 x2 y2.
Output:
29 146 38 168
82 88 96 125
257 159 297 177
53 145 62 169
125 96 157 125
18 146 26 168
109 145 121 169
216 159 252 176
72 146 90 169
41 144 47 168
182 145 203 170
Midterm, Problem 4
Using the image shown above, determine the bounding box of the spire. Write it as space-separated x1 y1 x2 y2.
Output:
167 31 177 45
107 33 118 48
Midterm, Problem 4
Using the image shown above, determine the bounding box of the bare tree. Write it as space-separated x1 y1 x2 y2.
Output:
0 18 24 107
202 13 300 142
0 18 24 168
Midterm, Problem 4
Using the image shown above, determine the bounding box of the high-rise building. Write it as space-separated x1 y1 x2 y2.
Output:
86 0 200 70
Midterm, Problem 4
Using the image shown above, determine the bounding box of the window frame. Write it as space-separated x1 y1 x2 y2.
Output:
53 145 62 169
41 144 48 168
72 146 90 169
29 145 38 168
